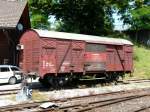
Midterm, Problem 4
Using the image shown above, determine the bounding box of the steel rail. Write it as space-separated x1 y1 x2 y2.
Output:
0 88 150 112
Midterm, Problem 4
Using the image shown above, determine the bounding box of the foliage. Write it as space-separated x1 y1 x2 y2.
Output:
107 31 130 40
28 0 120 35
119 0 150 30
31 14 50 29
131 6 150 30
105 0 150 31
28 0 52 29
51 0 114 35
28 0 150 36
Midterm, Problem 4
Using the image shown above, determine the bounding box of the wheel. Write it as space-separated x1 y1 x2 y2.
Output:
48 76 68 89
48 76 59 88
9 77 17 85
57 77 68 87
39 77 49 87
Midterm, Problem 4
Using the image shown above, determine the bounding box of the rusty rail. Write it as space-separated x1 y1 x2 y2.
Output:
0 88 150 112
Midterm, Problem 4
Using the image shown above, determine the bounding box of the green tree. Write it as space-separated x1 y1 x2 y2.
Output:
115 0 150 30
30 0 145 36
31 14 50 29
131 1 150 30
116 0 150 43
28 0 52 29
29 0 117 35
52 0 108 35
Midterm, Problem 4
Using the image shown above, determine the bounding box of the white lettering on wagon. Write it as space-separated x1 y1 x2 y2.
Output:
42 60 54 68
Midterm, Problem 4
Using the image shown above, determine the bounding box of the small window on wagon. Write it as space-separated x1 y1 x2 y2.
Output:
0 67 10 72
86 44 106 52
11 67 19 71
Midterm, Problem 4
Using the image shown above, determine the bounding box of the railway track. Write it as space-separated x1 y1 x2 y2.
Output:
60 94 148 112
124 79 150 84
0 79 149 96
0 79 150 111
0 88 21 96
35 88 150 112
134 106 150 112
0 88 150 112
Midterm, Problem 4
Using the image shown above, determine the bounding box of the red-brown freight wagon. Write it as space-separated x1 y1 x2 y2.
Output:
19 29 133 86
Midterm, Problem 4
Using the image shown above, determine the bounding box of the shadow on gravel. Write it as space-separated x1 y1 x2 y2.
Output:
28 82 50 91
28 79 114 92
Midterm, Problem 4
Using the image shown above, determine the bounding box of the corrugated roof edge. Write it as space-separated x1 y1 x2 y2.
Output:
33 29 133 45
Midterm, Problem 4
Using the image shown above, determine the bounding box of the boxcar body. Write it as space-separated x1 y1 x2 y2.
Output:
19 29 133 86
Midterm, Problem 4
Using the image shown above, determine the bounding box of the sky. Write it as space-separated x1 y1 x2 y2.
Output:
113 13 130 31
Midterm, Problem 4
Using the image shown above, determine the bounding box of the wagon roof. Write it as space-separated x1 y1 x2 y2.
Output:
0 0 27 28
34 29 133 45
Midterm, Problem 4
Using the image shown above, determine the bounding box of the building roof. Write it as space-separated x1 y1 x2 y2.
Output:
34 29 133 45
0 0 27 28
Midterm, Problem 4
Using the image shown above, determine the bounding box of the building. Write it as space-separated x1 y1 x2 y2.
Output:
0 0 30 65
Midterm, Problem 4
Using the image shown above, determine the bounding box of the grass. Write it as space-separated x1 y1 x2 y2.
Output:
32 90 48 101
7 90 48 102
131 45 150 79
